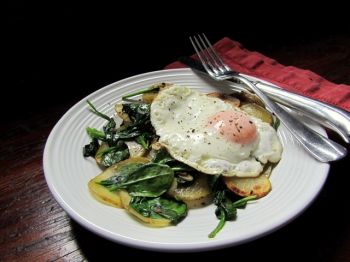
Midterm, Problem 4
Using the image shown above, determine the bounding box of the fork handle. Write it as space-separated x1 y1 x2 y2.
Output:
235 75 347 162
179 55 350 143
247 78 350 143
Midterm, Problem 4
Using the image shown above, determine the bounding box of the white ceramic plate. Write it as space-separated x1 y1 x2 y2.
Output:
43 68 329 252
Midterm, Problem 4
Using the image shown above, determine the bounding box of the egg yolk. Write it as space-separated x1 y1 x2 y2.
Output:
206 110 257 144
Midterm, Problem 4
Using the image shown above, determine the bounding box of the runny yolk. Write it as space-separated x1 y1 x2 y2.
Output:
206 110 257 144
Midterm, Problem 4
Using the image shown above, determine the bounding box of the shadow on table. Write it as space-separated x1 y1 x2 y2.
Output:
71 145 349 261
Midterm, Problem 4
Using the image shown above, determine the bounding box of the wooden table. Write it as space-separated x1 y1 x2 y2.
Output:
2 30 350 261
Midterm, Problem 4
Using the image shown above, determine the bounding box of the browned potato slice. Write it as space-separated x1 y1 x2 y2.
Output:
240 103 273 124
235 90 265 107
223 172 271 198
167 174 213 208
207 92 240 107
88 157 149 208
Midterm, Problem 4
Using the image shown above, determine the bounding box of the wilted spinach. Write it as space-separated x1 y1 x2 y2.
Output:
99 163 174 197
83 101 156 166
136 132 153 149
119 103 156 147
99 163 144 186
122 85 160 100
83 138 99 157
152 148 194 171
272 117 280 130
87 100 113 122
152 148 175 165
86 127 106 140
122 103 150 127
129 196 187 225
98 141 130 167
152 148 196 185
209 189 256 238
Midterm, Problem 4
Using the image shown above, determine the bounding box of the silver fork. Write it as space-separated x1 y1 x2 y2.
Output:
190 34 347 162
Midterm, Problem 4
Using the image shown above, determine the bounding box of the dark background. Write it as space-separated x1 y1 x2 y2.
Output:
3 2 350 261
5 2 350 122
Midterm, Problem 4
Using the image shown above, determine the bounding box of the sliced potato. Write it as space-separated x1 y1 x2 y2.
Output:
167 174 213 208
89 156 172 227
207 92 240 107
240 103 273 124
125 206 172 227
223 173 271 198
88 157 149 208
236 90 265 107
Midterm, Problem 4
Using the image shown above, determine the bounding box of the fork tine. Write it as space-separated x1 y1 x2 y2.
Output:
202 33 231 72
194 35 215 70
197 34 225 74
193 35 217 70
189 36 217 78
195 35 222 74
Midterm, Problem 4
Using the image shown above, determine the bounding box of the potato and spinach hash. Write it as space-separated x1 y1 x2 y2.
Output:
83 83 281 238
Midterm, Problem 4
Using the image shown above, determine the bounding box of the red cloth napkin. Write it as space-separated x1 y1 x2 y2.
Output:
165 37 350 112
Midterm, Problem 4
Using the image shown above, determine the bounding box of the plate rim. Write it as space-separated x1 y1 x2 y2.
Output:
43 68 330 252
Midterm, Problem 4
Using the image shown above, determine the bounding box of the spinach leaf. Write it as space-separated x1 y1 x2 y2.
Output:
122 85 160 100
105 127 142 145
122 103 151 127
103 119 116 134
99 163 144 186
152 148 193 171
213 190 237 220
106 103 153 145
152 148 175 165
100 141 130 167
272 117 280 130
209 208 226 238
152 148 196 185
87 100 112 122
86 127 106 140
129 196 187 225
116 128 142 139
83 101 155 163
85 100 117 149
209 190 256 238
100 163 174 197
136 132 153 149
86 100 117 142
83 138 99 157
208 175 221 192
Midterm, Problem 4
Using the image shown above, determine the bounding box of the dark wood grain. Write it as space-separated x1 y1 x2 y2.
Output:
2 27 350 261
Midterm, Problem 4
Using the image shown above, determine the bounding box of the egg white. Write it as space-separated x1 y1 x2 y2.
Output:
150 85 282 177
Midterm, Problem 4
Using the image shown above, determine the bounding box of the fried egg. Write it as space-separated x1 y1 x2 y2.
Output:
150 85 282 177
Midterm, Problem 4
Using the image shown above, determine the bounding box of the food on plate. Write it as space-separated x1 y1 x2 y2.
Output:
151 85 282 177
83 83 282 237
223 165 272 198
